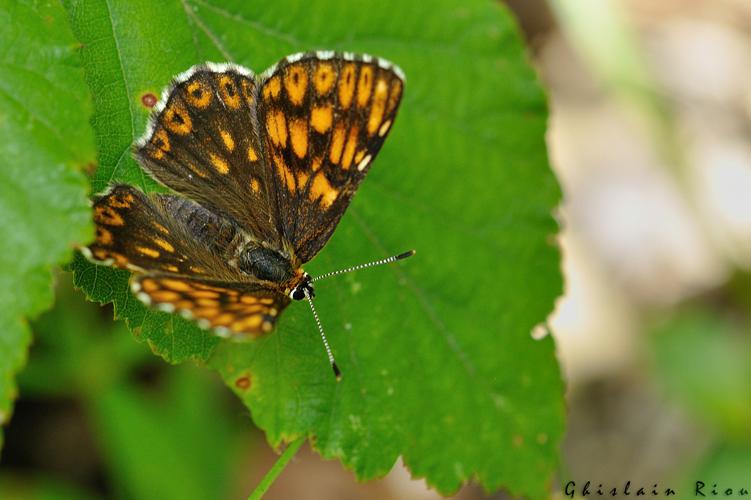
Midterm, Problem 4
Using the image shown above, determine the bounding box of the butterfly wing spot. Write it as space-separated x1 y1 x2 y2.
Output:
296 170 310 190
266 109 288 147
194 307 220 319
357 66 374 107
354 149 366 165
247 145 259 162
136 246 160 258
213 313 237 327
148 128 172 160
151 290 181 302
164 264 179 273
273 152 296 192
219 129 235 152
217 75 241 109
196 297 219 307
108 191 135 208
263 75 282 101
186 161 209 178
314 62 335 95
289 118 308 158
357 154 372 172
309 171 338 208
209 152 230 174
152 222 170 234
185 80 212 109
310 104 333 134
329 122 346 164
378 119 392 137
338 63 356 109
368 79 389 135
153 238 175 253
341 125 359 170
231 315 263 333
158 278 194 292
284 64 308 106
164 103 192 135
96 227 113 245
250 178 261 193
94 205 124 226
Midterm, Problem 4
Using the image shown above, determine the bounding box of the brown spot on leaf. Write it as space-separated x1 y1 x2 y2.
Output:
235 375 251 390
141 92 158 108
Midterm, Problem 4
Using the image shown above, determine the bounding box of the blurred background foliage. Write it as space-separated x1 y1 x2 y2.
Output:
3 0 751 498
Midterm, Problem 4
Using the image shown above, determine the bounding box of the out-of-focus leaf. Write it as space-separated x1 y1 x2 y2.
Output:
0 473 99 500
0 0 94 448
21 274 149 398
650 311 751 440
91 366 241 500
685 445 751 496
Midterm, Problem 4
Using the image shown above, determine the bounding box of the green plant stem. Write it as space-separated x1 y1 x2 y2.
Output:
248 436 306 500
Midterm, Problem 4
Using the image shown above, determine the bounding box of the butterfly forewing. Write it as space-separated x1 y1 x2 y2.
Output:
257 53 404 263
134 65 280 247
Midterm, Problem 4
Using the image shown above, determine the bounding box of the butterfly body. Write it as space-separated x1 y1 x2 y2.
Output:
84 52 404 340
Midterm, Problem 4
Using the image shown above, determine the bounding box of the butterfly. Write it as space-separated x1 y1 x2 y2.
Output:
82 51 413 377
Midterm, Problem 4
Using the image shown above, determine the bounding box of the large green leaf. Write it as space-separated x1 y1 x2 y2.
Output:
67 0 564 497
0 0 94 448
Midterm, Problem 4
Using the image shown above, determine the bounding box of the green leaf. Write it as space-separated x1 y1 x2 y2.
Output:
650 310 751 441
67 0 564 497
0 0 94 449
21 273 149 399
90 366 241 500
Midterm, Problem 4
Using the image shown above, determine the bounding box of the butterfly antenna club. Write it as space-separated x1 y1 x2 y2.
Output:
304 289 341 380
311 249 415 282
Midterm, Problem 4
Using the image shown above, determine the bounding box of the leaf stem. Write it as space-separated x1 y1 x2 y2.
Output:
247 436 306 500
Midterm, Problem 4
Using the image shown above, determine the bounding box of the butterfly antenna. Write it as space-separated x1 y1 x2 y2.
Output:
304 289 341 380
311 250 416 282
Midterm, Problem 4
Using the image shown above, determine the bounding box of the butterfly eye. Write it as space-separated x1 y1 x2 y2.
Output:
291 288 306 301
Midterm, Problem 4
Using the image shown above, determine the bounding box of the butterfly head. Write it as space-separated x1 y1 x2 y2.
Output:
289 273 314 301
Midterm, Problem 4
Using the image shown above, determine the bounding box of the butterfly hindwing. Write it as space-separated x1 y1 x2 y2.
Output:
89 184 196 274
89 184 290 338
134 64 280 247
88 184 243 279
131 273 290 338
257 53 405 263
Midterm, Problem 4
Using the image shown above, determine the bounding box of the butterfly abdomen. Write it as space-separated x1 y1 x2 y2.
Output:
157 194 239 252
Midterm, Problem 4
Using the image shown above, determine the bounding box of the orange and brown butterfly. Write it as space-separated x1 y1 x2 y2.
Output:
82 51 413 377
